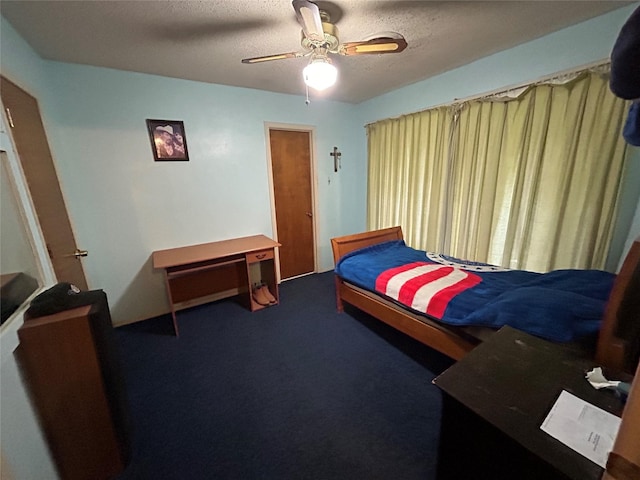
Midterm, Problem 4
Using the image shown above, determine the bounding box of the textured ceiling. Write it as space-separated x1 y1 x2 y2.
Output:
0 1 629 104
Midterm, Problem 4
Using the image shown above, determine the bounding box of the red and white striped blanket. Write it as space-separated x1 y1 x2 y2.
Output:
375 262 481 318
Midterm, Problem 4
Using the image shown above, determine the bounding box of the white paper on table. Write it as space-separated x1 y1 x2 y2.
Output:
540 390 621 468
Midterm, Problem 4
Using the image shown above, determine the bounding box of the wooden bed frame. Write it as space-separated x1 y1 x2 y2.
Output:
331 226 640 373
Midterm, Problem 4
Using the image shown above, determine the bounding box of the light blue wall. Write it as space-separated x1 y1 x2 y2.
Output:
354 3 640 271
0 17 48 95
41 64 362 323
1 14 365 325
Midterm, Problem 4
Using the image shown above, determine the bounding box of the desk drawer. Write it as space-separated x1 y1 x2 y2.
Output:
246 249 274 264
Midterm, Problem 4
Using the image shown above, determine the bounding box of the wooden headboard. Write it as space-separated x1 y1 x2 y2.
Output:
331 226 403 266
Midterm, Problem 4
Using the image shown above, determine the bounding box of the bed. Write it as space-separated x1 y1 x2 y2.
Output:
331 226 640 374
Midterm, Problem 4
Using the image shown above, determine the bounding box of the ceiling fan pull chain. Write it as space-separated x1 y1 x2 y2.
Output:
305 83 310 105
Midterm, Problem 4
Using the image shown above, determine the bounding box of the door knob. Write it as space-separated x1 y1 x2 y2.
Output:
306 212 312 217
63 249 88 259
5 108 14 128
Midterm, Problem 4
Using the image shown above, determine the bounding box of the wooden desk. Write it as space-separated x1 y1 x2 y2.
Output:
433 326 626 480
153 235 280 335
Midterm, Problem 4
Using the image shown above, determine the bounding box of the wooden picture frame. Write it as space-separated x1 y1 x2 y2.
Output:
146 119 189 161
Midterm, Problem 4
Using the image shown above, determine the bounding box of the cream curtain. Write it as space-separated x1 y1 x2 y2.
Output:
366 71 629 271
367 108 455 250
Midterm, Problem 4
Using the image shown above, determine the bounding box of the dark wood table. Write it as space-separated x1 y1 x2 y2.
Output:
433 326 626 480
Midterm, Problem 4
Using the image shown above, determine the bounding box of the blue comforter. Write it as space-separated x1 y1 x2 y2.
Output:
335 240 615 342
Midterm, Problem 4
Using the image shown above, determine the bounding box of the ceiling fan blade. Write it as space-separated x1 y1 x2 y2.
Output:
242 52 301 64
340 37 408 56
292 0 325 43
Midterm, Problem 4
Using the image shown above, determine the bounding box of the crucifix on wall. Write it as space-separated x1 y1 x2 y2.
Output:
330 146 341 172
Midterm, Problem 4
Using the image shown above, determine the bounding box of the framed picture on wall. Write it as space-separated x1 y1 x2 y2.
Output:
146 119 189 161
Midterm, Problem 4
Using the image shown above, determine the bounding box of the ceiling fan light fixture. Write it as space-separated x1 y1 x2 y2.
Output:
241 0 408 97
303 56 338 91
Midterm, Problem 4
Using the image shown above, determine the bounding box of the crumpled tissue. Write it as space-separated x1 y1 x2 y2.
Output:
585 367 621 390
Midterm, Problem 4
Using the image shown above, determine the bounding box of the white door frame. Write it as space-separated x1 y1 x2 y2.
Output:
264 122 319 283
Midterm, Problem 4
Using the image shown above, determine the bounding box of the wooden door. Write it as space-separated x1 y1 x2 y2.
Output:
1 76 88 290
269 129 315 279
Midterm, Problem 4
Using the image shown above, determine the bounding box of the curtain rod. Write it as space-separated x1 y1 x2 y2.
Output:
364 59 610 128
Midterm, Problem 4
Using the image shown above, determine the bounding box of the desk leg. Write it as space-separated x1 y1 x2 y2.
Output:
163 270 179 336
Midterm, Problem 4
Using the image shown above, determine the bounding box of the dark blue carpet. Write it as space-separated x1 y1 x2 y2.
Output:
114 272 453 479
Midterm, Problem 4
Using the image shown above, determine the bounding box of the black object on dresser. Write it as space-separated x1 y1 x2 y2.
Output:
17 286 130 480
433 325 626 480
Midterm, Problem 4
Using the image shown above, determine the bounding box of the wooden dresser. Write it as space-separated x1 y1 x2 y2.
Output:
17 295 129 480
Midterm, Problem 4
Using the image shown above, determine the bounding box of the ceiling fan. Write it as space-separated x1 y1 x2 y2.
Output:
241 0 408 91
